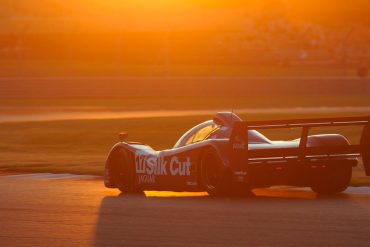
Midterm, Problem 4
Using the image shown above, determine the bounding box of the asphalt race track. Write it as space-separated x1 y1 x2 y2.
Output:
1 175 370 247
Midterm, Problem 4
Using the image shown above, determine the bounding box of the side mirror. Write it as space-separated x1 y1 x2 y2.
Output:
118 132 128 142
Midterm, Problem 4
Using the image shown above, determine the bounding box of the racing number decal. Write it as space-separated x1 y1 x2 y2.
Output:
135 151 192 184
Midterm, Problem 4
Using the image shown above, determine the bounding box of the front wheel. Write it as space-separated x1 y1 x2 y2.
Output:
310 164 352 195
107 148 140 193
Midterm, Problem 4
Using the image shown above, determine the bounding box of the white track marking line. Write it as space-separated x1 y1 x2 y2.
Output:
1 106 370 123
3 173 99 180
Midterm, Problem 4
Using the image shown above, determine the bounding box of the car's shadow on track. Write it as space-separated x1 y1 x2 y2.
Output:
93 188 368 247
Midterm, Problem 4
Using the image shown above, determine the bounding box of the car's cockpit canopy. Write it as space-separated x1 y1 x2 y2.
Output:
174 112 270 148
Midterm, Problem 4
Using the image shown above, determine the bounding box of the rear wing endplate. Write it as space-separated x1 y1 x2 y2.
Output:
230 116 370 176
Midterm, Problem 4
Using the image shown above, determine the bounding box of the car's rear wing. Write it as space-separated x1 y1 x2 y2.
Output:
230 116 370 176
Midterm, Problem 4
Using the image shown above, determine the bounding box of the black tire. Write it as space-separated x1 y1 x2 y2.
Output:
200 148 252 197
108 148 139 193
310 164 352 195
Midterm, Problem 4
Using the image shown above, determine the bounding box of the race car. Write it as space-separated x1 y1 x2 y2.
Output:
104 112 370 196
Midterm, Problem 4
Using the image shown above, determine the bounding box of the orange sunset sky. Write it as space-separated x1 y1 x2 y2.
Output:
1 0 369 32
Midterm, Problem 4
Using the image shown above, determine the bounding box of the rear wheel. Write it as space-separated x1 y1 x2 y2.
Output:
108 148 139 193
310 164 352 195
200 148 252 197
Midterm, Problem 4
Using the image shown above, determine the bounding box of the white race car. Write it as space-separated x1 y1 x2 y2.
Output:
104 112 370 196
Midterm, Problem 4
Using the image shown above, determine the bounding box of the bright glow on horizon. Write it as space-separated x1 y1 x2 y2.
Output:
3 0 369 31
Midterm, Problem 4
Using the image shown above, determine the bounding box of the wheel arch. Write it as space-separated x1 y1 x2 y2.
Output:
196 142 232 187
307 134 354 194
197 141 231 170
104 143 134 188
197 142 251 196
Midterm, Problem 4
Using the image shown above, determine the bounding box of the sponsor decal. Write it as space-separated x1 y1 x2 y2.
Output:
234 170 247 182
233 143 245 149
139 174 155 184
135 151 192 184
169 156 191 176
234 171 247 176
186 181 198 186
232 136 246 150
135 152 167 176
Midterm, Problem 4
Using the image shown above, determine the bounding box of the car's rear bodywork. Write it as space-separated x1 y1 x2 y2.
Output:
105 112 370 195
